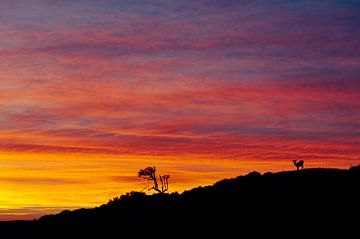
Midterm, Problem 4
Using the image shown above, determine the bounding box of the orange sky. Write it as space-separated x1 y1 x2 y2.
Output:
1 0 360 220
0 150 358 220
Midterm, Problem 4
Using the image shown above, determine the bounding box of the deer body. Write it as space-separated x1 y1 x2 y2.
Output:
292 160 304 170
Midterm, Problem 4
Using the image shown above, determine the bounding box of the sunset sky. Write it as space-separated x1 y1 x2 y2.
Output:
1 0 360 220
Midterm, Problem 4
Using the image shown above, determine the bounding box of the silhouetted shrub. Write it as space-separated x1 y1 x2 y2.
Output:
246 171 261 177
350 164 360 173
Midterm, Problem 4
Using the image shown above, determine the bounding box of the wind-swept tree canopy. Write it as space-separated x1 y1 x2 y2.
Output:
138 166 170 193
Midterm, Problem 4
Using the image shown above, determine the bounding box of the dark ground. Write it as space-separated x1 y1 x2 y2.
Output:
1 166 359 238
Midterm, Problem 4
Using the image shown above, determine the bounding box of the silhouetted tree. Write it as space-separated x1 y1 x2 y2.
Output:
138 166 170 193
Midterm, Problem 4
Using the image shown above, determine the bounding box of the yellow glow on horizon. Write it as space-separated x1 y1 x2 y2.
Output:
0 150 357 220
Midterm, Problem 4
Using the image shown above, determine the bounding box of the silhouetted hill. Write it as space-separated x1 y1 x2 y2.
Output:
1 166 359 237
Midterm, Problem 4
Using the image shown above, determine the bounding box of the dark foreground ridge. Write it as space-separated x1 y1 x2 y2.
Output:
1 166 359 237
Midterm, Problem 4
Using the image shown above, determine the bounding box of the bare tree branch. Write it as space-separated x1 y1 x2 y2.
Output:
138 167 170 193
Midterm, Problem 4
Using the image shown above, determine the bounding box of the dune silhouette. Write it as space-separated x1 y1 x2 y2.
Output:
0 166 359 237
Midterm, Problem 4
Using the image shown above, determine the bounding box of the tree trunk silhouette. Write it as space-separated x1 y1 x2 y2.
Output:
138 166 170 193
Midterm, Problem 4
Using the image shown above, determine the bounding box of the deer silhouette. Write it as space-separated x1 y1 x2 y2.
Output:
292 160 304 171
